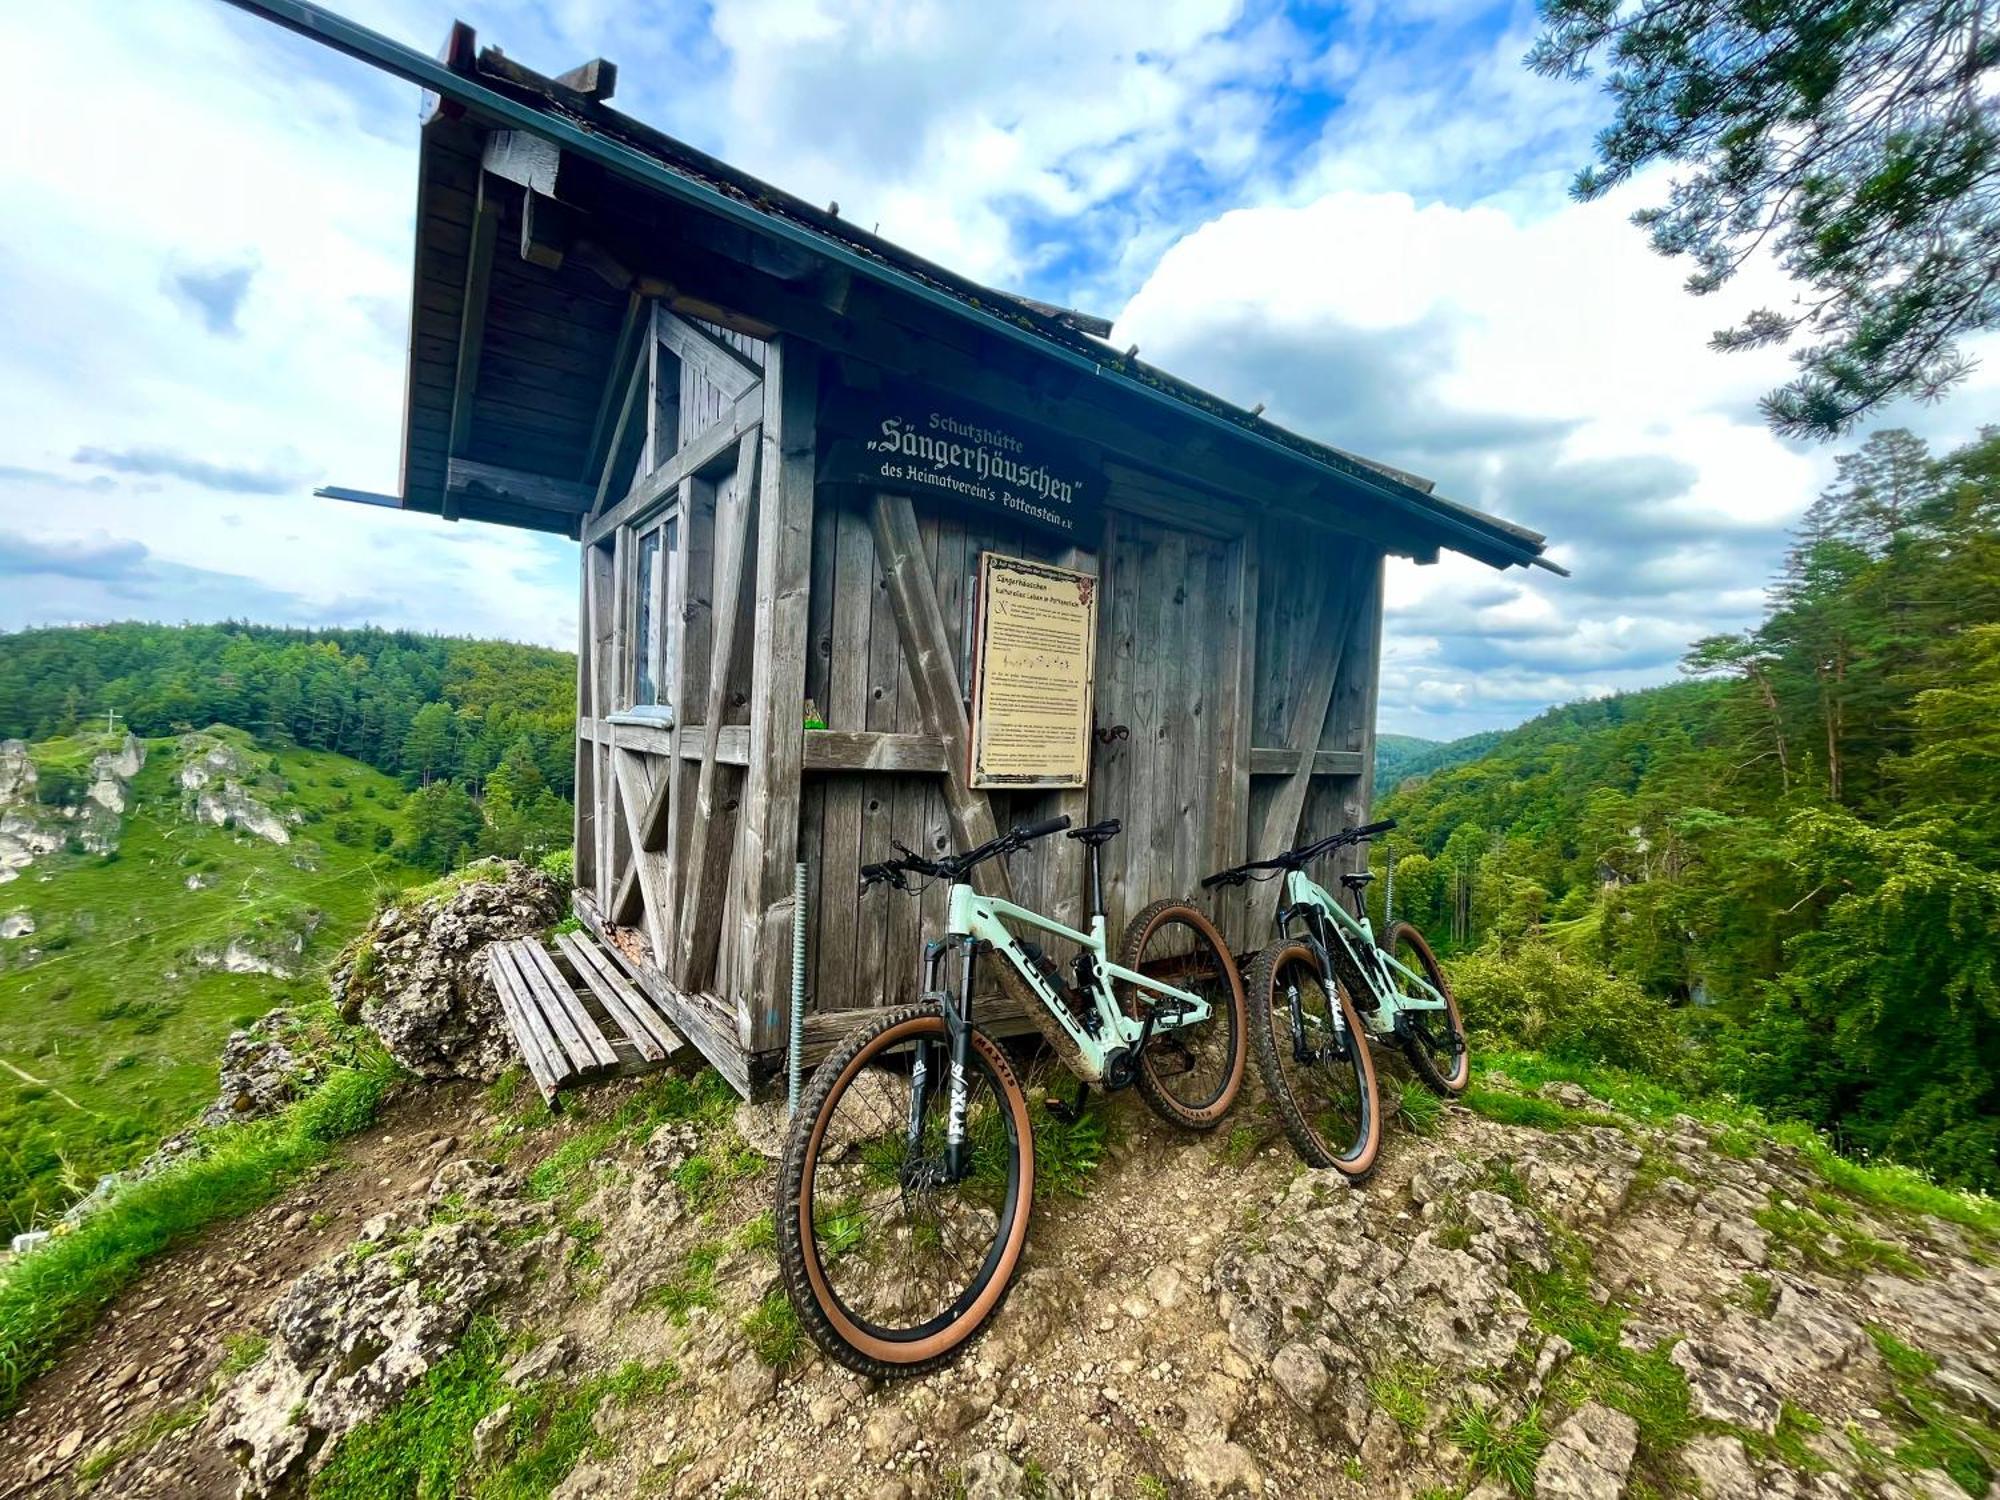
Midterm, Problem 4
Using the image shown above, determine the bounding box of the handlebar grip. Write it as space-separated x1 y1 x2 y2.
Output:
1354 818 1397 838
1014 814 1072 841
1200 868 1241 889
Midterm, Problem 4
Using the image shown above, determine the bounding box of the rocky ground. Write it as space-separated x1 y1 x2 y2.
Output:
5 1040 1996 1500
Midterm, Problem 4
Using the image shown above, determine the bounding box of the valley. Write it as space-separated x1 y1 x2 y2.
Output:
0 726 418 1233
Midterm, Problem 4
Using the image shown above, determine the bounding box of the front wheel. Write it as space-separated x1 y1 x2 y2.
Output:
1117 899 1247 1130
776 1006 1035 1378
1388 921 1469 1095
1246 940 1381 1179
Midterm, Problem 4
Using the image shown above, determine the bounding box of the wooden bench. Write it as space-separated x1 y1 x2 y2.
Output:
485 931 687 1105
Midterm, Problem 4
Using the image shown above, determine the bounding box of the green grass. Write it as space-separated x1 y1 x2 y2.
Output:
1480 1052 2000 1239
74 1398 206 1488
1865 1325 2000 1495
1755 1193 1927 1278
0 1022 399 1416
1394 1077 1447 1136
311 1314 678 1500
1735 1273 1778 1318
1448 1401 1547 1495
1367 1361 1439 1435
0 729 420 1233
1220 1123 1259 1167
637 1241 726 1321
1516 1247 1697 1477
742 1287 804 1369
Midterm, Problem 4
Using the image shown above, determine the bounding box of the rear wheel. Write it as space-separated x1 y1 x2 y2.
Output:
1389 921 1469 1095
776 1006 1034 1378
1117 899 1247 1130
1246 940 1381 1179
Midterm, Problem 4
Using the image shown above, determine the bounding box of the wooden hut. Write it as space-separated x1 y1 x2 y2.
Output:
259 2 1554 1094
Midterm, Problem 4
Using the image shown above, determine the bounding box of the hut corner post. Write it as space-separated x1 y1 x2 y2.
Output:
738 335 818 1058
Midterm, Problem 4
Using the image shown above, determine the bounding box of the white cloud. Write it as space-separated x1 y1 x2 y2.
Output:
1114 169 2000 736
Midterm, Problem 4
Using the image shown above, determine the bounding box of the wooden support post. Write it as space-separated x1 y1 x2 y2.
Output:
739 338 818 1052
446 189 498 460
868 492 1012 906
580 291 647 484
1209 532 1259 944
1326 553 1384 882
1048 542 1100 934
588 346 647 521
612 747 674 963
1245 553 1364 932
573 550 597 897
679 433 762 991
587 541 617 910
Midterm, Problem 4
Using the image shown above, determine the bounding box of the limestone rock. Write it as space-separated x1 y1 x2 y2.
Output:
213 1160 542 1495
330 858 565 1080
1681 1433 1762 1500
862 1404 919 1462
1270 1342 1327 1415
1532 1402 1638 1499
0 741 34 804
963 1450 1027 1500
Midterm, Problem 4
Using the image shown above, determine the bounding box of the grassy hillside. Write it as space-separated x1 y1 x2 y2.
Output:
0 728 419 1232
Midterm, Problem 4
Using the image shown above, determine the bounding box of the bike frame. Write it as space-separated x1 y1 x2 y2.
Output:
915 878 1216 1178
1277 868 1449 1039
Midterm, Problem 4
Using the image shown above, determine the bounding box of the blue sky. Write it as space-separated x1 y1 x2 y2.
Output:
2 0 1995 738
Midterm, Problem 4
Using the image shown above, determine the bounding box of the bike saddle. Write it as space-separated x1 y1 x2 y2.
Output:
1338 871 1376 891
1067 819 1122 847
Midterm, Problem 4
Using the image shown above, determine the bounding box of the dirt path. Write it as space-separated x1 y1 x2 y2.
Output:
0 1082 483 1499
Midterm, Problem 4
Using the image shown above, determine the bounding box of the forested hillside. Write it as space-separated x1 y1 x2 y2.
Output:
1375 426 2000 1191
0 624 577 868
1374 729 1503 792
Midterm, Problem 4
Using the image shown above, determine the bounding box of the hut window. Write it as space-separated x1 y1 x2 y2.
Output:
651 344 682 469
628 515 680 718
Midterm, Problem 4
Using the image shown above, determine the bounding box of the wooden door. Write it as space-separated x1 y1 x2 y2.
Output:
1088 511 1247 925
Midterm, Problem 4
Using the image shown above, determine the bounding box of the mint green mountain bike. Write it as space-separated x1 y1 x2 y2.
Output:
1203 817 1467 1181
777 814 1246 1376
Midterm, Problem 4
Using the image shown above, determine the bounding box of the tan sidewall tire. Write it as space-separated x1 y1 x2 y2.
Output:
1389 921 1469 1095
1118 899 1248 1130
1246 940 1381 1180
777 1008 1035 1378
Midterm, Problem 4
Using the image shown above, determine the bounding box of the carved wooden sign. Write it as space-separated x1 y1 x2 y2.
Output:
968 552 1098 789
819 378 1101 541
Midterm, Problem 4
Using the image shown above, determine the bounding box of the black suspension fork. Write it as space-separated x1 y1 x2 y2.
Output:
907 940 950 1157
943 937 979 1181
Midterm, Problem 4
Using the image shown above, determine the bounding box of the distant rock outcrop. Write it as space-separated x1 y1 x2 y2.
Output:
331 859 564 1082
178 734 292 845
0 733 144 871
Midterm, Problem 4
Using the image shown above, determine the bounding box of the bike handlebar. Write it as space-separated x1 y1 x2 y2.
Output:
1199 817 1398 889
860 814 1072 892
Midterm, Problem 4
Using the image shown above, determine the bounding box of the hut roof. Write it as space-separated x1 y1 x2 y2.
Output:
247 0 1554 572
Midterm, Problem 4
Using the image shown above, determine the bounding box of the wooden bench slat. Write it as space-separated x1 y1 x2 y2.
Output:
520 940 622 1072
570 932 701 1058
487 945 572 1101
554 931 679 1061
494 980 565 1104
560 930 686 1057
496 941 602 1076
